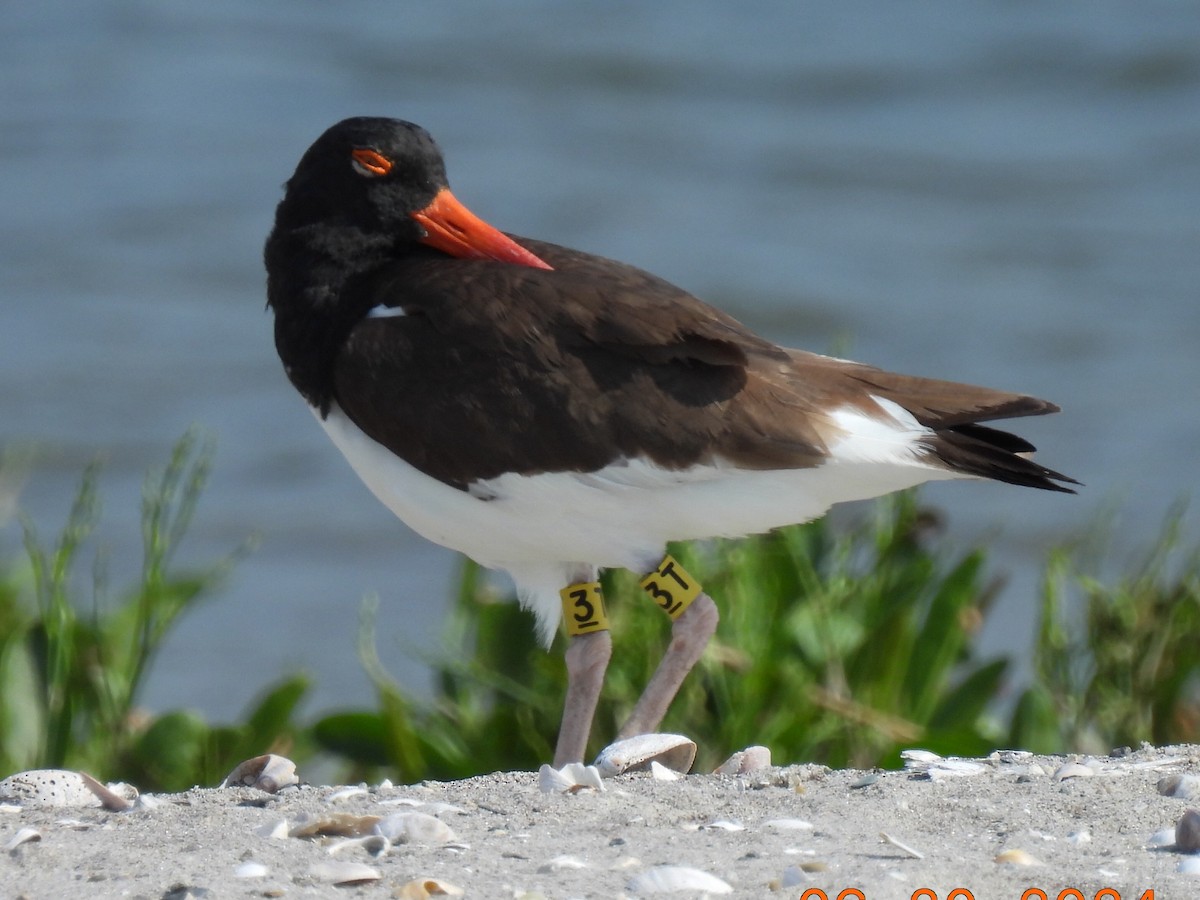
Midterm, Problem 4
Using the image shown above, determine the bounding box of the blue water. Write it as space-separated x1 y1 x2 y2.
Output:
3 1 1198 721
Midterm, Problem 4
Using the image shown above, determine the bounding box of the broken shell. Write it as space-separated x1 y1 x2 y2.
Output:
308 861 381 885
699 819 745 832
649 761 679 781
538 855 589 872
396 878 466 898
1160 775 1200 800
995 848 1042 866
289 811 382 838
1176 808 1200 852
538 762 605 793
219 754 298 793
1179 857 1200 876
3 827 42 851
595 734 697 777
255 819 290 840
714 745 771 775
880 832 925 859
327 834 391 857
627 864 733 894
1067 830 1091 845
900 749 943 765
1147 827 1177 847
233 861 268 879
374 811 457 844
1052 762 1094 782
0 770 134 810
763 818 814 832
325 786 368 803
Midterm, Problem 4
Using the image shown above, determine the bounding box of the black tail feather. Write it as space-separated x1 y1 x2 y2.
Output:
929 427 1079 493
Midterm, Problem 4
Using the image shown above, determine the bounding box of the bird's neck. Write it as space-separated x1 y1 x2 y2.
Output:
265 223 394 414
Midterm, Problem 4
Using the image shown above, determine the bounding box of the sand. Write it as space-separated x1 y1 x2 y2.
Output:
3 744 1199 899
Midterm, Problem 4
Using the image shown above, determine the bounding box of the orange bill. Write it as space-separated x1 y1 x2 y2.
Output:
411 188 553 270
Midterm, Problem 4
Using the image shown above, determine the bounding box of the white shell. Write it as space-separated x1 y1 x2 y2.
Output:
308 861 382 885
325 786 369 803
880 832 925 859
650 761 679 781
1146 827 1177 847
3 827 42 851
1178 856 1200 876
714 746 771 775
627 864 734 894
219 754 298 793
1067 829 1091 844
327 834 391 857
699 819 745 832
374 811 457 844
900 749 943 764
594 734 697 777
763 818 814 832
538 762 605 793
234 861 269 878
538 855 589 871
1052 762 1094 782
255 819 290 840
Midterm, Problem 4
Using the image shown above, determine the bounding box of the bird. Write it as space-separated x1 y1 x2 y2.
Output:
265 116 1076 768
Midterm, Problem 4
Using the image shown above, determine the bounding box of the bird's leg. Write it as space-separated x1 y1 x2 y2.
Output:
616 593 718 739
553 578 612 767
616 555 719 739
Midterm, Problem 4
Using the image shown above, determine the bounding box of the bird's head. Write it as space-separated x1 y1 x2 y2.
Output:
272 117 551 269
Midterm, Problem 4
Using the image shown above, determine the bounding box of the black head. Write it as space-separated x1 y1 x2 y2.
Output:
274 117 449 238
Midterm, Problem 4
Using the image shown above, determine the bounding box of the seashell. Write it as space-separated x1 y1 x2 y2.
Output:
538 762 605 793
233 861 268 879
988 749 1033 763
134 793 163 811
626 864 733 894
773 865 808 888
379 796 424 806
699 819 745 832
1179 856 1200 876
538 855 589 872
880 832 925 859
1159 774 1200 800
714 745 771 775
219 754 297 793
374 811 457 844
0 769 134 810
900 749 943 765
377 778 394 790
325 786 368 803
327 834 391 857
3 827 42 851
1146 827 1176 847
1052 762 1094 782
995 848 1042 866
594 734 697 777
0 803 21 814
420 801 466 816
1066 829 1091 845
763 818 814 832
650 761 679 781
927 760 987 780
850 773 879 789
289 811 381 838
396 878 466 898
308 861 381 885
255 819 290 840
1176 808 1200 852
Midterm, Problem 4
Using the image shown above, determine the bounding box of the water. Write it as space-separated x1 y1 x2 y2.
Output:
3 1 1198 721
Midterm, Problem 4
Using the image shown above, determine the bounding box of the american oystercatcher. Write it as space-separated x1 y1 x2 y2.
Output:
265 117 1075 767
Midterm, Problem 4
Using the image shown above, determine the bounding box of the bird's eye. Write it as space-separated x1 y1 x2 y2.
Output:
351 148 394 177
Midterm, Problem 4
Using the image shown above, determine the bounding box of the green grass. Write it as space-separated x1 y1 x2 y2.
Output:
0 430 308 790
3 439 1197 788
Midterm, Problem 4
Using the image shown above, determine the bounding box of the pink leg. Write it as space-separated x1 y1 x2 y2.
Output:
616 592 719 740
553 628 613 766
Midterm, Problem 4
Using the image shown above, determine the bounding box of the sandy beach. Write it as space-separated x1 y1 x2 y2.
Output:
3 744 1199 899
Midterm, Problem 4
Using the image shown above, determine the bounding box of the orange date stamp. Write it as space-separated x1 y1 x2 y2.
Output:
793 890 1156 900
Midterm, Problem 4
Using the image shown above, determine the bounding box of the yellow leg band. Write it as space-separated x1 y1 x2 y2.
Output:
640 554 702 620
560 581 610 637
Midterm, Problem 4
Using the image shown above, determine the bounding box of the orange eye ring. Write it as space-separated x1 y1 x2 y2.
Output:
351 148 394 177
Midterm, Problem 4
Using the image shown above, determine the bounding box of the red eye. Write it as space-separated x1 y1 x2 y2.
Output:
351 148 393 177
